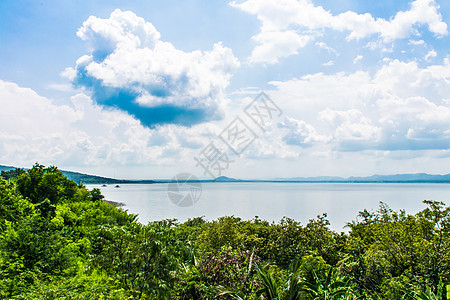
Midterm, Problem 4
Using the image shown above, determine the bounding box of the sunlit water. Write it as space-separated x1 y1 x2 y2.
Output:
88 182 450 231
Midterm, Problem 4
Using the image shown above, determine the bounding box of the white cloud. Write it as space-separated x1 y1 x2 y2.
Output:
0 80 225 175
5 54 450 177
249 30 312 64
0 80 160 167
424 49 437 61
318 108 382 149
408 39 426 45
279 116 331 146
67 9 239 126
231 0 447 63
76 9 161 53
377 95 450 143
353 55 363 64
322 60 335 66
47 83 78 93
315 42 336 54
267 58 450 152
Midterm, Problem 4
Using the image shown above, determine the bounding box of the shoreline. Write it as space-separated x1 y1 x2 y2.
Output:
102 199 125 207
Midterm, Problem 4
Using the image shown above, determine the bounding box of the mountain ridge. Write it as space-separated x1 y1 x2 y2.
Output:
0 165 156 184
272 173 450 182
3 164 450 183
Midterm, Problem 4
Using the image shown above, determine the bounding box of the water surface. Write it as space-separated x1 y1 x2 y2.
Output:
89 182 450 231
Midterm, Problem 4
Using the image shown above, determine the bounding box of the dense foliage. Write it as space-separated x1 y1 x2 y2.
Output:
0 164 449 299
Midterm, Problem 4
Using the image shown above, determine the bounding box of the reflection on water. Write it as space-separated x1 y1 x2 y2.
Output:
88 182 450 231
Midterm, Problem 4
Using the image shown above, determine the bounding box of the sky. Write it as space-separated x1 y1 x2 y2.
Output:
1 0 450 180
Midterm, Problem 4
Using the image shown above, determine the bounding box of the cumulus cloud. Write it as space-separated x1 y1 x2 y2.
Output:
424 49 437 61
318 109 382 150
353 55 363 64
279 117 331 146
66 9 239 127
315 42 336 54
409 39 426 45
231 0 447 63
267 58 450 152
249 30 313 64
0 80 226 174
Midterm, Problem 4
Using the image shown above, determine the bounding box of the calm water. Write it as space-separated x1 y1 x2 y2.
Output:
88 182 450 231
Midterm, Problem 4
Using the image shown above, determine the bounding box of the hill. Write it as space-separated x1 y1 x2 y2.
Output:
61 170 126 184
0 165 16 172
0 165 156 184
274 173 450 182
273 176 346 182
3 164 450 183
214 176 240 182
348 173 450 182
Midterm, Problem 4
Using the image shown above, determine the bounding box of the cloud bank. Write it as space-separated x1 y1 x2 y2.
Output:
272 58 450 153
65 9 239 127
0 80 226 175
231 0 447 64
3 4 450 178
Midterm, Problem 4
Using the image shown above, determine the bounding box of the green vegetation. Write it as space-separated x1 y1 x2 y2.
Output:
57 170 126 185
0 164 449 299
0 164 156 185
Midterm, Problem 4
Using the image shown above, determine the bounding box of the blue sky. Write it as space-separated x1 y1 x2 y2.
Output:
1 0 450 179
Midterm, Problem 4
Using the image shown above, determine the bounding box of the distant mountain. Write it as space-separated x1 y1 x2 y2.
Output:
59 171 157 184
348 173 450 182
274 173 450 182
3 164 450 183
214 176 240 182
273 176 346 182
61 170 127 184
0 165 156 184
0 165 16 172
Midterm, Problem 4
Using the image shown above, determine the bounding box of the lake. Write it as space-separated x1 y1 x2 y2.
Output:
88 182 450 231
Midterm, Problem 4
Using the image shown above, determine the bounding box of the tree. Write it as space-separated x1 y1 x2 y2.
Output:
345 201 450 297
16 163 77 204
0 168 26 180
91 221 181 298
